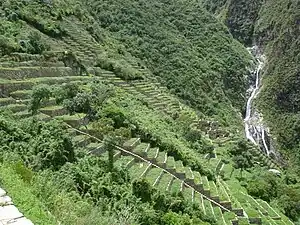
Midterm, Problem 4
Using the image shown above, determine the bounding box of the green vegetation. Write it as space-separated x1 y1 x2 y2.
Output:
0 164 57 225
1 0 299 224
203 0 263 45
86 0 252 117
0 112 214 224
255 0 300 176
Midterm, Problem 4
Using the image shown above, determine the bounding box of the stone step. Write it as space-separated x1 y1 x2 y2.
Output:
39 105 67 117
0 97 16 106
123 138 141 150
0 104 27 113
157 172 172 191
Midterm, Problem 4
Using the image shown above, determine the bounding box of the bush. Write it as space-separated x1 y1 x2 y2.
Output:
54 83 80 104
96 54 144 80
21 31 50 54
27 120 75 171
64 92 94 115
29 84 52 114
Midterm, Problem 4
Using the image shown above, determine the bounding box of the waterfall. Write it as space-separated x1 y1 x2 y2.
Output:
244 46 275 159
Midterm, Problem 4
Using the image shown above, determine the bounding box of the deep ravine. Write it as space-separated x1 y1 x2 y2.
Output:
244 46 282 166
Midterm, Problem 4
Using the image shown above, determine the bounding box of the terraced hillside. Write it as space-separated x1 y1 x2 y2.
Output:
0 53 293 225
1 0 299 224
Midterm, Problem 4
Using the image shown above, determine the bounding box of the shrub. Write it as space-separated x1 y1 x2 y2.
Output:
21 31 50 54
29 84 52 114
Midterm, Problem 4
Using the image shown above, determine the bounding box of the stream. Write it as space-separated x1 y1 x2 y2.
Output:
244 46 280 163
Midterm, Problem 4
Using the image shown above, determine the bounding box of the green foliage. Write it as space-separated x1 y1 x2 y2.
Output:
20 31 50 54
87 0 252 115
204 0 263 45
254 0 300 174
245 168 300 221
246 171 280 202
0 164 57 225
54 82 80 104
100 90 214 178
96 54 144 80
229 139 254 177
27 120 75 171
29 84 52 114
13 161 33 183
0 115 75 171
64 92 93 114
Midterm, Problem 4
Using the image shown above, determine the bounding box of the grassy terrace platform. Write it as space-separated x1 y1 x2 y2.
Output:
146 167 163 185
204 199 216 220
145 147 159 160
169 178 181 194
128 161 149 178
156 172 172 191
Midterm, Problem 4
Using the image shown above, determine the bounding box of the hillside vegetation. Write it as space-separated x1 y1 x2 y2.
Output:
1 0 300 224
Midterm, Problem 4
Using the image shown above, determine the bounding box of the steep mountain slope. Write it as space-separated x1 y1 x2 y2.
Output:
204 0 300 221
203 0 263 46
207 0 300 170
255 0 300 162
0 0 299 224
86 0 252 115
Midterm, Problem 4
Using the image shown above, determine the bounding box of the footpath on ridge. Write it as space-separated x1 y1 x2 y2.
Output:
0 187 33 225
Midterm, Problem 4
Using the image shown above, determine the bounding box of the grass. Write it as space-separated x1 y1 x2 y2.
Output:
209 181 219 197
128 161 148 179
256 199 279 218
213 207 225 225
146 147 158 159
0 163 57 225
170 179 181 194
133 143 149 155
123 138 140 148
203 200 215 219
182 186 193 202
115 155 134 167
175 160 185 174
156 151 166 164
145 167 162 185
216 180 230 202
1 104 27 113
193 171 203 185
238 217 250 225
223 212 236 224
184 167 194 180
40 105 65 110
156 172 172 191
194 192 205 213
166 156 176 170
202 176 210 191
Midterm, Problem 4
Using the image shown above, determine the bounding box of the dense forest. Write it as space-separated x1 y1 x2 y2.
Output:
0 0 300 224
204 0 300 176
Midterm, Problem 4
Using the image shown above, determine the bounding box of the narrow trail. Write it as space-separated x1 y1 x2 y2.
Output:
0 187 34 225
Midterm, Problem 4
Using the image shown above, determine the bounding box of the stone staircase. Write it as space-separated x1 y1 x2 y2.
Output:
0 188 33 225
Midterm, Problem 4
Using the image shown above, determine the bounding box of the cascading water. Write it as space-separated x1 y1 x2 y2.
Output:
244 46 279 162
244 48 263 145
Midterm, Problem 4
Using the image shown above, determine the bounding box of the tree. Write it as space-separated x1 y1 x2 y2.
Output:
29 84 52 114
54 83 79 104
28 120 75 170
103 135 118 172
229 139 253 178
64 92 93 115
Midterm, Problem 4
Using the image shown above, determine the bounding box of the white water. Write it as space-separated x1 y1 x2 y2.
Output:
244 47 272 156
